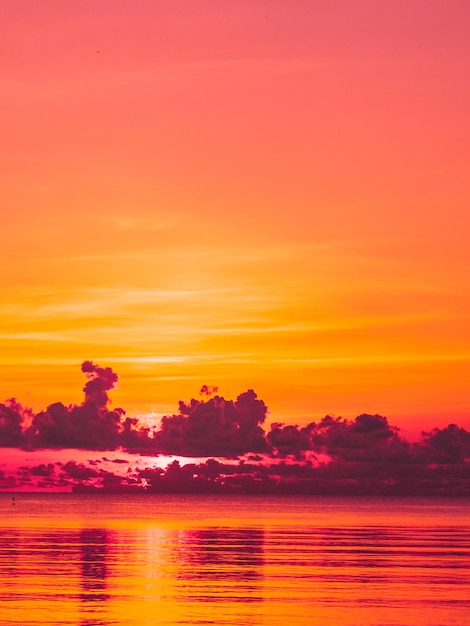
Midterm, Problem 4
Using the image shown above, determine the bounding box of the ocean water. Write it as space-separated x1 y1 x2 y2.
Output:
0 495 469 626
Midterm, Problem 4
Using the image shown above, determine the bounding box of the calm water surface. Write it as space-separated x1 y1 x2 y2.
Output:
0 495 469 625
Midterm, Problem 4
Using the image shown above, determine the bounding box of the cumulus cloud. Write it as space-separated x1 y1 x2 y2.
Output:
417 424 470 463
1 361 470 498
24 362 141 450
81 361 118 407
0 399 32 446
154 390 269 456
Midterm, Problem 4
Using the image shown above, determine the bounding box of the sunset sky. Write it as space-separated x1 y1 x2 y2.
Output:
1 1 469 439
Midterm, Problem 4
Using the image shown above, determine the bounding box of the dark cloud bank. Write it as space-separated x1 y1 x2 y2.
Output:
1 362 470 495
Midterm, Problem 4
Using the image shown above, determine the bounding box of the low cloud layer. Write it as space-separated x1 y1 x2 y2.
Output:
1 362 470 496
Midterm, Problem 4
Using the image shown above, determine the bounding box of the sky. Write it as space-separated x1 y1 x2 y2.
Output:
1 0 469 439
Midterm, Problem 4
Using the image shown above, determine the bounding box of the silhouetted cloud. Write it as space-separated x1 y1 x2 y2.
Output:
30 463 55 477
24 362 142 450
199 385 219 397
131 454 470 496
61 461 100 480
1 362 470 496
0 399 30 446
154 390 269 456
81 361 118 407
267 423 311 457
266 413 411 463
300 414 412 463
416 424 470 463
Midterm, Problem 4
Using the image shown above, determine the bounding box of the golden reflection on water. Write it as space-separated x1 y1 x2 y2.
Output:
0 495 469 626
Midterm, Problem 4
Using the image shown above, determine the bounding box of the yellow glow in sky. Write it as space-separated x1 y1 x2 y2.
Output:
1 1 469 437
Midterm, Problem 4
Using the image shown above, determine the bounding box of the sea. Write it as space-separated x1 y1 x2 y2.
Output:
0 494 469 626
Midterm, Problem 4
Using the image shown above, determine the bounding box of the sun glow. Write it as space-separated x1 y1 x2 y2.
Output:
0 1 469 436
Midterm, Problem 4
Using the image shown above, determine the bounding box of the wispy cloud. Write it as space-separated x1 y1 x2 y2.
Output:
94 214 180 232
0 332 72 342
277 354 470 365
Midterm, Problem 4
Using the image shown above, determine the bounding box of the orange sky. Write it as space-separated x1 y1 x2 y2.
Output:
1 1 469 439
